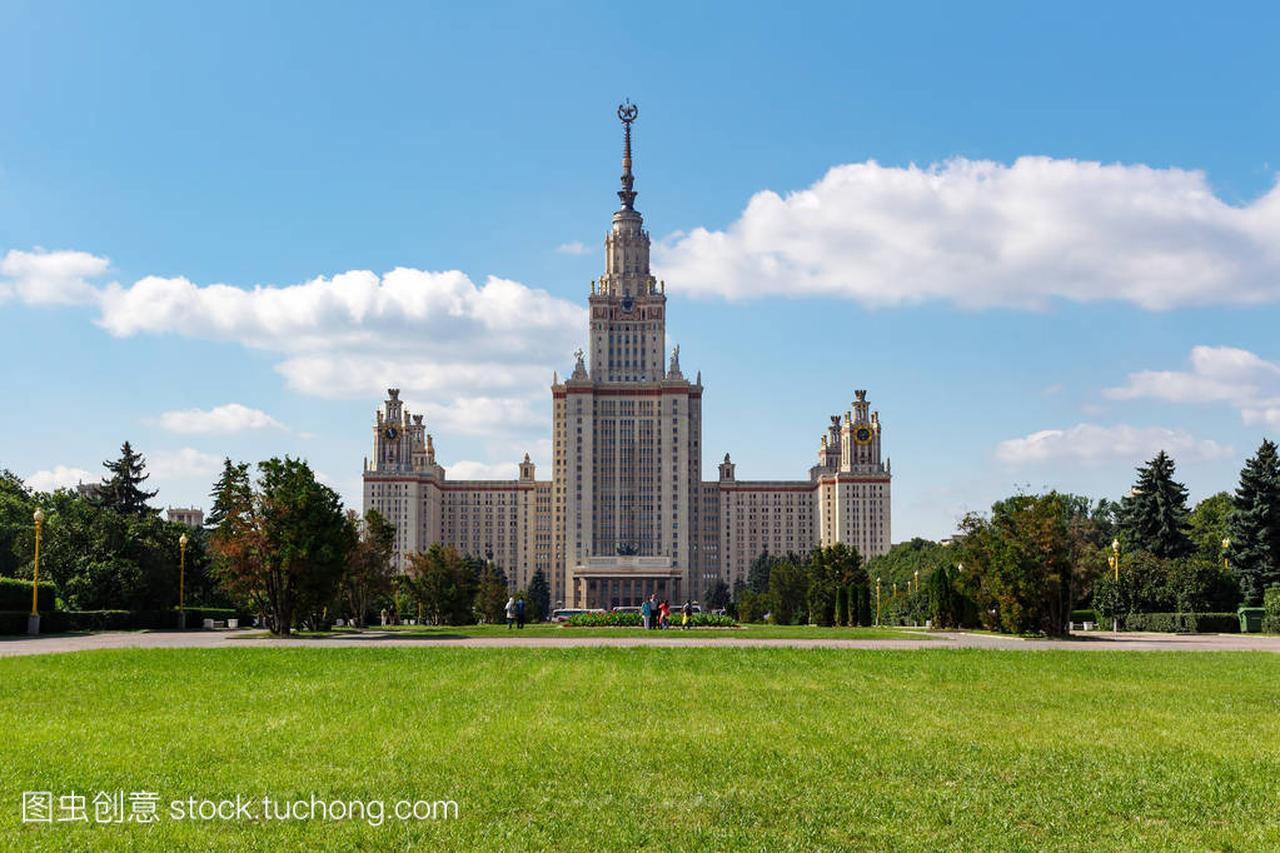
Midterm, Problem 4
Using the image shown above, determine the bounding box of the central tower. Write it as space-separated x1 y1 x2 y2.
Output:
589 100 666 383
553 102 703 609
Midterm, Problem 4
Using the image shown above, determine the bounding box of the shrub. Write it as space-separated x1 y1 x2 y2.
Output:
1264 588 1280 634
0 577 57 611
1070 609 1100 624
0 606 248 634
1121 612 1240 634
564 611 737 628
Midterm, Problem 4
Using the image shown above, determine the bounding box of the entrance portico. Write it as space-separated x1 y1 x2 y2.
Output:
570 556 685 609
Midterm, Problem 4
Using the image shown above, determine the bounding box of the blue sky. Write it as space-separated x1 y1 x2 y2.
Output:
2 1 1279 540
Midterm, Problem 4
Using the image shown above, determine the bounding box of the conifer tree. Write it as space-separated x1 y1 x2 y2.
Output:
526 568 551 622
207 458 252 529
96 441 158 515
1227 439 1280 605
1117 451 1193 558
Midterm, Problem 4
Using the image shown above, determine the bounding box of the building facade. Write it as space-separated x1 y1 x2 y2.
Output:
363 105 891 609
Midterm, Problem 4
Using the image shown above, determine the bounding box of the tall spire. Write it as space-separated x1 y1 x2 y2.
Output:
617 99 638 210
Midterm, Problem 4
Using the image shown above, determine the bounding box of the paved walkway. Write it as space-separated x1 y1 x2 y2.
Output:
2 629 1279 657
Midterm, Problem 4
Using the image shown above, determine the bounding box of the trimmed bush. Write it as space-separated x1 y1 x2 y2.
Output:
1122 612 1240 634
0 577 57 612
0 606 248 634
565 611 737 628
1264 588 1280 634
1070 609 1100 624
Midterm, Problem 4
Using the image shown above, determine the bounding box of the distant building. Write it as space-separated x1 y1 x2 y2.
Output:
75 481 103 501
363 104 891 609
166 507 205 528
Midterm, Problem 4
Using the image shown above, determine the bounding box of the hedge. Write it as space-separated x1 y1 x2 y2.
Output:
0 607 247 634
0 577 57 612
1264 587 1280 634
1121 612 1240 634
565 611 737 628
1070 609 1100 624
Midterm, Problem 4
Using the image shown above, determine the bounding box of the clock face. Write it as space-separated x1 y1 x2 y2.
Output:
620 296 635 313
384 427 399 440
854 426 874 445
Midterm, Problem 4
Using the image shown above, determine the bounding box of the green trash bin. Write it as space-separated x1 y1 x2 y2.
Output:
1238 607 1264 633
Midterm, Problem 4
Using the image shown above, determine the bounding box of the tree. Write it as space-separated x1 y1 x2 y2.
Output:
0 470 36 577
96 441 158 516
208 462 267 619
404 544 477 625
1188 492 1233 565
341 509 397 627
747 552 775 594
475 561 510 624
1228 439 1280 605
526 569 551 622
704 579 730 611
210 457 353 636
927 563 965 628
208 458 253 529
767 560 809 625
1118 451 1193 558
956 493 1076 635
864 537 950 591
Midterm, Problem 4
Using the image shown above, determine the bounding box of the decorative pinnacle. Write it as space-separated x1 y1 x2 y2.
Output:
617 99 638 210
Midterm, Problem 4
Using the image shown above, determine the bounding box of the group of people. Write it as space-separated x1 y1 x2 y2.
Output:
640 595 694 630
378 605 400 626
504 596 527 630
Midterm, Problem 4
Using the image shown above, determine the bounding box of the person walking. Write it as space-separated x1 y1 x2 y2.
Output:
659 599 671 629
504 596 516 630
641 597 652 631
515 596 526 629
682 600 692 629
648 594 660 630
380 607 388 627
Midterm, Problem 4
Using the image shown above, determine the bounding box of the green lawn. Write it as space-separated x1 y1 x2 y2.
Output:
3 648 1278 849
236 623 928 641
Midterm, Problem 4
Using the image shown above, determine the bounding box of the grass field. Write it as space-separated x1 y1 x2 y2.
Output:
3 648 1279 849
238 623 929 641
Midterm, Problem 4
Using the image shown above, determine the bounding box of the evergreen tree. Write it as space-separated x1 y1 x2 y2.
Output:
526 569 551 622
1227 439 1280 605
96 441 158 515
1117 451 1193 558
207 458 252 529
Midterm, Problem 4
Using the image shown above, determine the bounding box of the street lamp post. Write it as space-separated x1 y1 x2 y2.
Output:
177 533 189 630
875 577 881 627
1108 538 1121 633
913 569 920 595
28 508 44 635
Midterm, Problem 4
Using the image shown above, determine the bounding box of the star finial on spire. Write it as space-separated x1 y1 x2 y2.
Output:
617 99 638 210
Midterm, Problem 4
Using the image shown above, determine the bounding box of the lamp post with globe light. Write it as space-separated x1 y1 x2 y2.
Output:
1108 539 1121 632
178 533 189 629
28 508 44 635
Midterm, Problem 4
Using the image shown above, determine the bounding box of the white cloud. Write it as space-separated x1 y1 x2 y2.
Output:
92 267 582 435
0 252 586 438
0 248 108 306
156 403 286 434
445 460 519 480
556 241 590 256
149 448 223 480
655 157 1280 310
1105 345 1280 427
995 423 1233 465
25 465 94 492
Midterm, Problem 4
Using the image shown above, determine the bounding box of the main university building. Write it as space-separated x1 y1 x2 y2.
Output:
363 105 891 609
